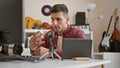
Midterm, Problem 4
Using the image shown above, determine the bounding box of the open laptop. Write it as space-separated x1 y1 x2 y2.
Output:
62 38 92 59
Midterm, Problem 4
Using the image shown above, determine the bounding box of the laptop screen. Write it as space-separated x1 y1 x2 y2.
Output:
62 38 92 59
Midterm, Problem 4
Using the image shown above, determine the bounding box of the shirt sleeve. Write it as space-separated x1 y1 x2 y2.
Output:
55 49 62 57
77 30 87 39
73 29 87 39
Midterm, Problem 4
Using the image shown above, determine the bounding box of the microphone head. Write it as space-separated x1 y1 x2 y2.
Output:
48 30 55 40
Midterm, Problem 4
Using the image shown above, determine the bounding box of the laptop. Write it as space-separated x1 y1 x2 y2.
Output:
62 38 92 59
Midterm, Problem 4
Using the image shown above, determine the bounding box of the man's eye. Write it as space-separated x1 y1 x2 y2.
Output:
51 19 54 21
57 18 61 21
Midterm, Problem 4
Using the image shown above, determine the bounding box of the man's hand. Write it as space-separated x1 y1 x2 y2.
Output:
29 31 44 56
29 31 51 57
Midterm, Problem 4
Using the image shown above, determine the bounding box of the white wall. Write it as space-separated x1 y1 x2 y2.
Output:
90 0 120 51
24 0 120 51
24 0 90 24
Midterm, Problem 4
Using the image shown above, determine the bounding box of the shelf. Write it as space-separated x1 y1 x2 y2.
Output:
25 29 50 34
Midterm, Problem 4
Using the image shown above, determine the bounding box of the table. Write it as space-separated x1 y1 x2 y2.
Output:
0 59 111 68
94 52 120 68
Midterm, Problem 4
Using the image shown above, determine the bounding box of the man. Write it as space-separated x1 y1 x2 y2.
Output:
29 4 87 57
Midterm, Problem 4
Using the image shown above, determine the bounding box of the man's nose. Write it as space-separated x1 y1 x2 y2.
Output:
53 20 58 25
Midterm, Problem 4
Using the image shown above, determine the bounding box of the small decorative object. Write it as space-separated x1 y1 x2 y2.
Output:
41 5 51 16
85 3 96 13
25 16 42 29
41 22 53 29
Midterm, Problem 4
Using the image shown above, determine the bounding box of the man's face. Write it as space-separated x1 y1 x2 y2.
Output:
51 12 69 33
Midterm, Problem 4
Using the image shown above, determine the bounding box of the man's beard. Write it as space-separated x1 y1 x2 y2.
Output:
53 25 64 33
58 25 63 32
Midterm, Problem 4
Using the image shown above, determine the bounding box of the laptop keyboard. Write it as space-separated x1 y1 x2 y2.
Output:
0 54 41 62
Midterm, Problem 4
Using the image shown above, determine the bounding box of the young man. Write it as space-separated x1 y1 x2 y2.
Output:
29 4 87 57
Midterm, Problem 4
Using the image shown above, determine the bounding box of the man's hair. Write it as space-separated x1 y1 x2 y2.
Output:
51 4 68 16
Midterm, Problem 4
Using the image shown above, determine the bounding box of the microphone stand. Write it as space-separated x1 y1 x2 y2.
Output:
40 36 62 60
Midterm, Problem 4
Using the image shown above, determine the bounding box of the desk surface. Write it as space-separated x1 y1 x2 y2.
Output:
0 59 110 68
94 52 120 55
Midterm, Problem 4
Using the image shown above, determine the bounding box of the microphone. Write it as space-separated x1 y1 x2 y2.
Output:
48 30 55 40
40 30 62 60
48 30 55 51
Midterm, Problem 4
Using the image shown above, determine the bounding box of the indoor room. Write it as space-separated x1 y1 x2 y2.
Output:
0 0 120 68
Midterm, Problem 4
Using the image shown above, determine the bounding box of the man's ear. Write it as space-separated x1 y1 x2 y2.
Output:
66 16 70 24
